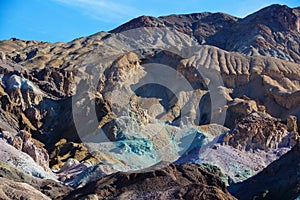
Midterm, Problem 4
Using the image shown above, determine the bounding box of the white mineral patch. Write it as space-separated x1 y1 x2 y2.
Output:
0 138 56 180
6 75 44 95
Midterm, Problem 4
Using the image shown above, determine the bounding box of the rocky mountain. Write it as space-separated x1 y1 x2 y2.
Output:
112 4 300 63
0 3 299 200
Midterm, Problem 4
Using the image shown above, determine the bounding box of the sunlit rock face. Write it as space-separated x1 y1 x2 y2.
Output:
222 114 297 151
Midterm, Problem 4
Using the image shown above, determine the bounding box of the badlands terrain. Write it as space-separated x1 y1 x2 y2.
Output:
0 4 300 200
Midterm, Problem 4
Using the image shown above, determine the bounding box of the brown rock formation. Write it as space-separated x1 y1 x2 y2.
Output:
49 138 99 170
222 114 298 151
225 97 258 128
287 115 298 132
63 163 236 200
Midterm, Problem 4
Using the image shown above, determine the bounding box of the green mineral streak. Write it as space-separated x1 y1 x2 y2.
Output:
199 163 229 185
229 162 253 181
117 137 153 156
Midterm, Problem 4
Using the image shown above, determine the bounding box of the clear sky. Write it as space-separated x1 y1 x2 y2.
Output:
0 0 299 43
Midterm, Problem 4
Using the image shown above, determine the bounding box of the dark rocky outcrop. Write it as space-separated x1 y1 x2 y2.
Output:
229 143 300 200
63 163 236 200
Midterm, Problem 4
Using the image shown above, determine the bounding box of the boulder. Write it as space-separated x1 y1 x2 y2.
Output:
287 115 298 132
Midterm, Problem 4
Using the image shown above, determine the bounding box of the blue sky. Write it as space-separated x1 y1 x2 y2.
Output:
0 0 299 42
